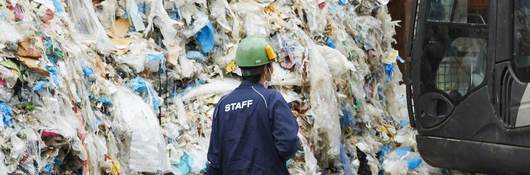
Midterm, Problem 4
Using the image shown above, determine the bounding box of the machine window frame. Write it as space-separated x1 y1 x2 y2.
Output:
513 0 530 82
416 0 492 103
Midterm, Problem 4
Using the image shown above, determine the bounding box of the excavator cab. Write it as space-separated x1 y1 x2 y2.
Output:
408 0 530 173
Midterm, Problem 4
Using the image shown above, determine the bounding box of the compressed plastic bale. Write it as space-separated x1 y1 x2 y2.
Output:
308 45 341 161
0 0 420 173
111 86 168 173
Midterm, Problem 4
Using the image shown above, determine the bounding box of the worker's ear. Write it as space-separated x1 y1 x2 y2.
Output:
267 64 273 76
264 64 272 81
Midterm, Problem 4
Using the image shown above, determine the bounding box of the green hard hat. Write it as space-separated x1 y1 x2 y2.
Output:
235 36 276 67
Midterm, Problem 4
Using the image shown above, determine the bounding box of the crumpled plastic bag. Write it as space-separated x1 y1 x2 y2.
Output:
317 45 356 77
111 86 168 173
127 77 162 113
0 21 22 43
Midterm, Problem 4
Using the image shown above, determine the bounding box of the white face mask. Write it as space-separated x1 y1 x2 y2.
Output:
264 81 270 88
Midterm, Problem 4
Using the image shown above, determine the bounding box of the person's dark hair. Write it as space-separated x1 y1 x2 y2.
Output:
240 64 271 83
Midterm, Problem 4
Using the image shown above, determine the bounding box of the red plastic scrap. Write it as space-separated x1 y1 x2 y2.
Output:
41 130 61 138
319 1 326 9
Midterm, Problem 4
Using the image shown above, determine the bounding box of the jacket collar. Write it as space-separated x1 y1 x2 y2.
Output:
239 80 264 87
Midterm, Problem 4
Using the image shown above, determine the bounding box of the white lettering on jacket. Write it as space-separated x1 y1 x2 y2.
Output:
225 100 254 112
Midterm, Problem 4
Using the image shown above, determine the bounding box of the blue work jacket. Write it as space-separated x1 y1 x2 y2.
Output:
207 81 299 175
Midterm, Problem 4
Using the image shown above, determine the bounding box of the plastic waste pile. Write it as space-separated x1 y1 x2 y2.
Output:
0 0 444 174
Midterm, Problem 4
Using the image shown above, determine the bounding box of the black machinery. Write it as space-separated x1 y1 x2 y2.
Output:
406 0 530 173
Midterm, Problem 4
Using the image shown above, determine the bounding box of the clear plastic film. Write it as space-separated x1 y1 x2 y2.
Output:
308 44 341 161
111 86 168 173
66 0 113 54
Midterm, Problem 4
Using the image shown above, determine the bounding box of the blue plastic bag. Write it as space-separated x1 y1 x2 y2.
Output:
129 77 148 93
326 37 337 49
407 158 422 170
43 163 53 175
52 0 64 14
340 109 353 129
378 144 391 162
46 65 61 87
340 144 354 175
82 65 95 79
128 77 162 113
89 94 113 106
0 101 13 128
395 146 412 157
33 80 48 93
196 21 215 55
385 64 394 81
186 50 207 62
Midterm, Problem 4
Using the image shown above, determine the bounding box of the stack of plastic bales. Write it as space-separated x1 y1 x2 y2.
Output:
0 0 444 174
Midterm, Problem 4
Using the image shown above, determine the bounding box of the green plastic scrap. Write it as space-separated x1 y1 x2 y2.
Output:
0 59 21 79
21 102 34 112
354 99 362 110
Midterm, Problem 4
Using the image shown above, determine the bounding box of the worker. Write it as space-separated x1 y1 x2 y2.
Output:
207 36 300 175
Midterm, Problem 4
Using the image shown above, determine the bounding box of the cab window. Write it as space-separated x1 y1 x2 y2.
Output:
514 0 530 82
420 0 489 101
